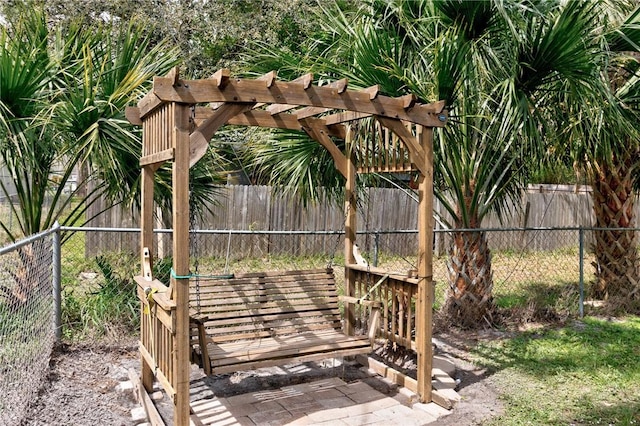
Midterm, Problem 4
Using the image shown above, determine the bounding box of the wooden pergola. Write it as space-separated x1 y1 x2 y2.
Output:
126 68 447 425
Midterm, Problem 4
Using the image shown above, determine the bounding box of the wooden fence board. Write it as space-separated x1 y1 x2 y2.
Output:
86 185 617 256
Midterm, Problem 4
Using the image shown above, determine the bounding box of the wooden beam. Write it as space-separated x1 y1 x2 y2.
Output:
363 85 379 100
300 118 348 178
167 66 180 86
146 77 447 128
140 165 155 393
324 111 372 125
256 70 277 87
401 93 417 109
138 90 164 120
292 72 313 89
344 127 356 337
189 103 254 168
222 108 304 131
266 103 298 115
423 99 446 114
171 104 191 426
126 106 142 125
325 78 348 93
376 116 427 176
261 72 314 114
210 68 231 88
194 108 347 139
294 106 331 119
416 125 434 404
129 368 167 426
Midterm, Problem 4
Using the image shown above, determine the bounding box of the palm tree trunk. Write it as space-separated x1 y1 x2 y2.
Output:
591 154 640 301
444 229 495 327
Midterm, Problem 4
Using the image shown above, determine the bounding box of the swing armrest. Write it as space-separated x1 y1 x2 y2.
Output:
339 296 382 344
189 309 209 323
189 311 212 375
338 295 382 307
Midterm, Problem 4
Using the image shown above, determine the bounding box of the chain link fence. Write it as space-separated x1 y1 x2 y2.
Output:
0 228 57 426
0 224 631 424
60 226 598 324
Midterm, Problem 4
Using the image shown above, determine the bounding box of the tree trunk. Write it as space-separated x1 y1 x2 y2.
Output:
444 229 495 328
591 154 640 302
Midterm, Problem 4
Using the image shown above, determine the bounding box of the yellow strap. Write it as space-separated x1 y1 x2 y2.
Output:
143 287 158 315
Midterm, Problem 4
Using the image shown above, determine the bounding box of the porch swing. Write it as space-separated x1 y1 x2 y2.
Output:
127 67 446 425
186 206 381 376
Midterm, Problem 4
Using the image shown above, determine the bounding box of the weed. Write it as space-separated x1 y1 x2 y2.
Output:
61 253 139 340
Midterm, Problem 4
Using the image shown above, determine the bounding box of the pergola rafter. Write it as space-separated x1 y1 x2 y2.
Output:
126 67 446 426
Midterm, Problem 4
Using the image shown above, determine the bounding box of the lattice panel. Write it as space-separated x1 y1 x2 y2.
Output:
355 121 417 174
142 102 174 164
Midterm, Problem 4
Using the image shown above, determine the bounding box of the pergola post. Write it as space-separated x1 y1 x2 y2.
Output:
344 127 357 336
171 103 191 426
140 165 155 392
416 125 435 402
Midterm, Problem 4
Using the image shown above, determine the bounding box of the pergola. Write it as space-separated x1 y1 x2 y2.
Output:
126 67 447 425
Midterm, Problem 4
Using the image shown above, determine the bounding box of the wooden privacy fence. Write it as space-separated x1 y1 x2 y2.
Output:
87 185 622 256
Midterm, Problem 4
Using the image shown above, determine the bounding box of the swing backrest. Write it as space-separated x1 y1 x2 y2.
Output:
189 268 343 343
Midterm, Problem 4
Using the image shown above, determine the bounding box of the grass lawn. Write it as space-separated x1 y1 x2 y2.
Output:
471 316 640 425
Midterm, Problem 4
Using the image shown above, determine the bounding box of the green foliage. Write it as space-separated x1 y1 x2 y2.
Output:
0 6 181 242
62 253 139 339
153 256 173 286
473 317 640 425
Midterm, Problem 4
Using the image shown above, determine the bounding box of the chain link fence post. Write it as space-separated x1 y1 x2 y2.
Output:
579 227 585 318
52 221 62 341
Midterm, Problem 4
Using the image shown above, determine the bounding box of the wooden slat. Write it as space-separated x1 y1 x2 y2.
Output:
197 309 340 327
193 302 341 317
376 117 426 176
191 277 337 292
139 341 176 400
198 307 342 320
202 346 370 376
140 148 174 166
191 283 338 299
208 328 366 353
190 274 336 288
209 332 369 364
202 317 341 336
232 267 332 278
193 289 338 301
323 111 372 125
192 286 339 299
266 103 298 115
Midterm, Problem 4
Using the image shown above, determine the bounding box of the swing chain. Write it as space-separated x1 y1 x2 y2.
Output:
327 199 351 269
190 192 202 314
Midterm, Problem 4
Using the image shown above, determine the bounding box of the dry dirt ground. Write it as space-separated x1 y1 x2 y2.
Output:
22 333 503 426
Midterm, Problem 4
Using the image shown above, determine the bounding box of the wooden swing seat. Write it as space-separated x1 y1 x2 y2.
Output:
189 268 379 375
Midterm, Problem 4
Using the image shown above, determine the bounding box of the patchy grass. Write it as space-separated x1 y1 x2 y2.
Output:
472 316 640 425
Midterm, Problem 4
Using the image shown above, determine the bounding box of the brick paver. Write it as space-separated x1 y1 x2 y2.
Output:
190 377 450 425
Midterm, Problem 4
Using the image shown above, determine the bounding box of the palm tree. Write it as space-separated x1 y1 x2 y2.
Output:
0 10 58 240
243 0 606 326
0 8 184 242
558 2 640 304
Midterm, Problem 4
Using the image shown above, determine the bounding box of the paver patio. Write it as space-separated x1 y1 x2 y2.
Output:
188 376 451 426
